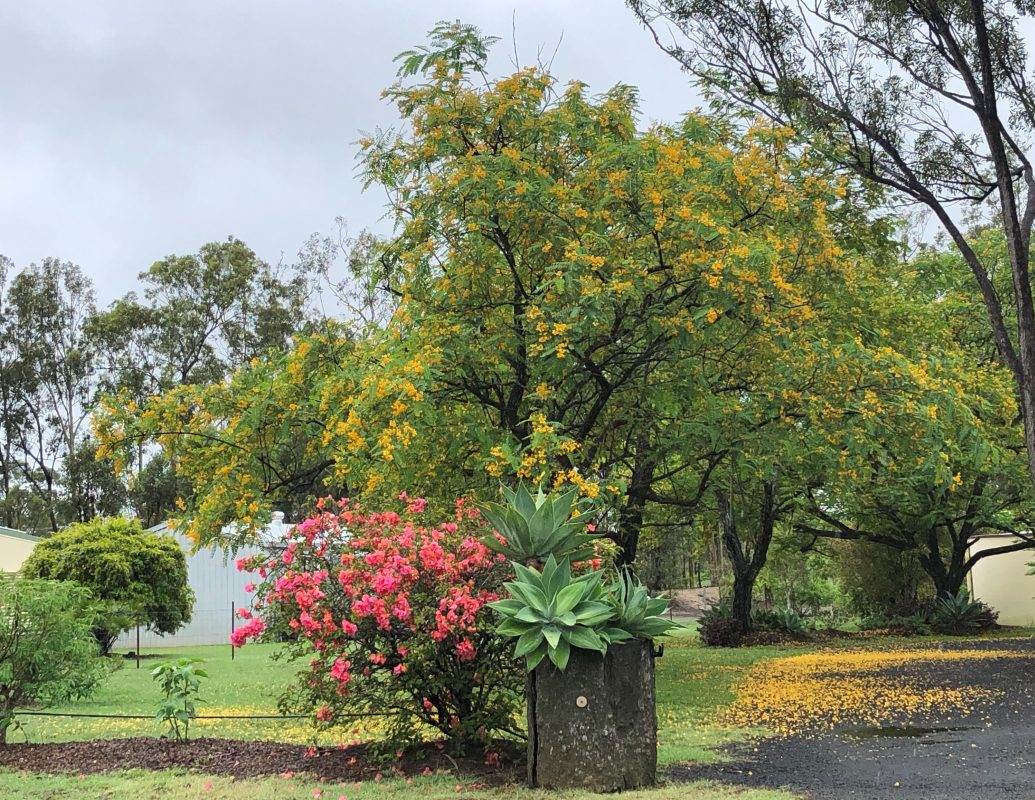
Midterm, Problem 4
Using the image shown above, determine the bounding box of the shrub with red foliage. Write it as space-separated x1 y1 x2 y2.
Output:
234 494 522 754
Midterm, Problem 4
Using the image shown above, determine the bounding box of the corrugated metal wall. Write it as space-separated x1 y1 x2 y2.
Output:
113 515 292 649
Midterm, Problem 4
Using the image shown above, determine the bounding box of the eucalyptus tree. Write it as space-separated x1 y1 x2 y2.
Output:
630 0 1035 496
0 258 98 530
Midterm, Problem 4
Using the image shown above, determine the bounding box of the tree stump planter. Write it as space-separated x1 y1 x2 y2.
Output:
525 638 657 791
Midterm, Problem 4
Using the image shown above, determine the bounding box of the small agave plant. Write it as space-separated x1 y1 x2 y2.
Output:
609 569 679 640
478 484 597 564
489 555 618 670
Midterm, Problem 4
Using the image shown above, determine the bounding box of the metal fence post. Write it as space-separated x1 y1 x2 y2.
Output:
135 624 140 669
230 601 235 661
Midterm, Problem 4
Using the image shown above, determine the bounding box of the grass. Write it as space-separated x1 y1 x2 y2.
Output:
2 625 804 799
4 625 1031 800
0 770 797 800
13 643 327 744
654 630 804 764
12 625 786 761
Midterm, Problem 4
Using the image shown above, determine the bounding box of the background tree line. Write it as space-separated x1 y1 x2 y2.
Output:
0 239 324 533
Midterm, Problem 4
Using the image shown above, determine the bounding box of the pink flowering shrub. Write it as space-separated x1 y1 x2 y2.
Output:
233 494 522 753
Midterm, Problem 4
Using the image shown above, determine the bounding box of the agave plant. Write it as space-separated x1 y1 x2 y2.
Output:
609 569 679 640
478 484 597 564
489 555 616 670
931 589 998 634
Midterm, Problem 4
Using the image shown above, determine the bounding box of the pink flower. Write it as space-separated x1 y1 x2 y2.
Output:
392 595 412 621
330 657 352 684
230 616 265 647
243 582 256 593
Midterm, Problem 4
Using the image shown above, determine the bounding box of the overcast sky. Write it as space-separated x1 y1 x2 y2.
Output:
0 2 698 304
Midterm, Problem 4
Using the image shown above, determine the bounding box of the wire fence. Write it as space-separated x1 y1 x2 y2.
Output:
15 710 402 720
112 606 245 658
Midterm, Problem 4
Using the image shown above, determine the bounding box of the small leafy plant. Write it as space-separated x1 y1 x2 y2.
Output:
152 658 206 742
478 484 596 564
887 612 933 636
697 603 743 647
753 607 806 636
610 569 679 640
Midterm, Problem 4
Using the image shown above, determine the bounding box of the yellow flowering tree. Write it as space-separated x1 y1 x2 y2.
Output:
793 235 1035 600
348 22 872 562
98 23 892 557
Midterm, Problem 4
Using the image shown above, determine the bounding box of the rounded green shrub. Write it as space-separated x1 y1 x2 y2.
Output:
23 517 194 653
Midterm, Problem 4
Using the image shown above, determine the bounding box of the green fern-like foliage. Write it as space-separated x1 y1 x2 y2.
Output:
393 21 499 78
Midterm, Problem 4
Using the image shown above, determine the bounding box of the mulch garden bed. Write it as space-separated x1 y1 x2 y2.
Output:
0 737 524 783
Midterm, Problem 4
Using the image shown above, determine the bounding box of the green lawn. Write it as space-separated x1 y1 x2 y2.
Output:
14 643 321 744
0 771 797 800
2 627 804 799
13 626 793 761
6 627 1031 800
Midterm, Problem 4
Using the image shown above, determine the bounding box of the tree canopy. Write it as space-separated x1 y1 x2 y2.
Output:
98 24 896 560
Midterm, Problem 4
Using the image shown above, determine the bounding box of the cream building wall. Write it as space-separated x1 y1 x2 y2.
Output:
0 527 39 572
967 535 1035 626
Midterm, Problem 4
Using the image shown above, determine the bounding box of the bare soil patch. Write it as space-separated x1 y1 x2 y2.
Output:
0 737 522 783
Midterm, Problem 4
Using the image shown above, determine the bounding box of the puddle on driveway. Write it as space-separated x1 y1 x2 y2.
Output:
846 725 975 739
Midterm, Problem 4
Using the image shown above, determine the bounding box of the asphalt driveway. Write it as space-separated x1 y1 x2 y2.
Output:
671 637 1035 800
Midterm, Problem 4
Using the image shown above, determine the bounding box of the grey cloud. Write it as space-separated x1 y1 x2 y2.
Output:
0 1 697 303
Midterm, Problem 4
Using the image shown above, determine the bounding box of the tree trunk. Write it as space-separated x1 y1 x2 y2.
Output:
918 527 969 599
729 565 755 631
526 639 657 791
615 438 657 566
717 480 777 633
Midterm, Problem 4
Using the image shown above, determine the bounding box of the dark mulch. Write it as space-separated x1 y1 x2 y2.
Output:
671 637 1035 800
0 737 523 783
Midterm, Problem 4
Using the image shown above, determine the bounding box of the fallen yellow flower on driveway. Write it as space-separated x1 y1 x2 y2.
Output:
722 647 1024 736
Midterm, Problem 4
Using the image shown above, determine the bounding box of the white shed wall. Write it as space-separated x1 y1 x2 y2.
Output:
114 515 291 649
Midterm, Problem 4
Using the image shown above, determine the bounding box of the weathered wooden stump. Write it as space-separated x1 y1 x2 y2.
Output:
525 638 657 791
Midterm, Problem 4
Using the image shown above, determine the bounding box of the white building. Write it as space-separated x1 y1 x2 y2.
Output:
0 526 39 572
113 511 293 649
967 533 1035 627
